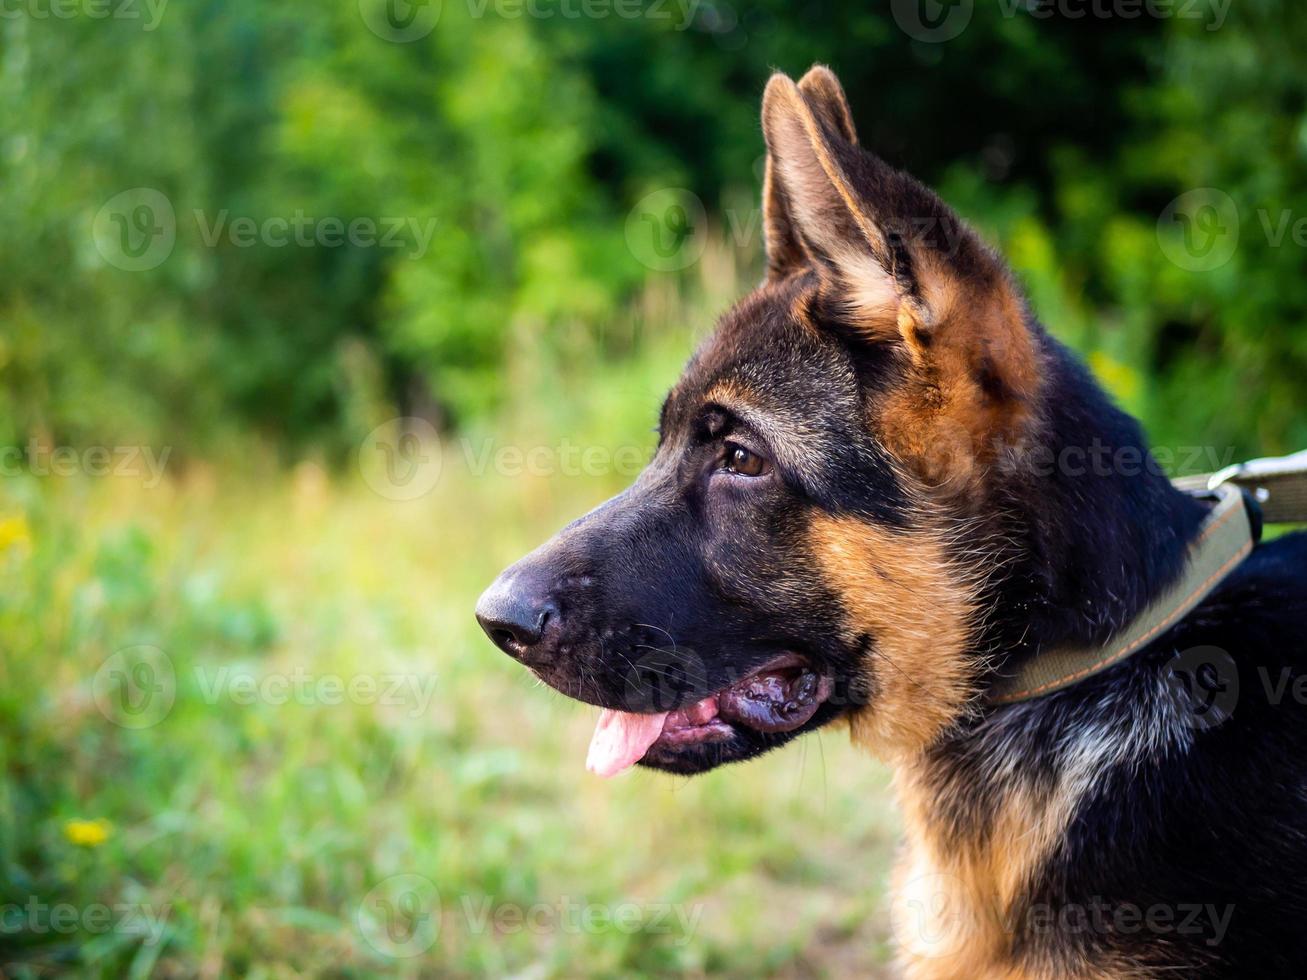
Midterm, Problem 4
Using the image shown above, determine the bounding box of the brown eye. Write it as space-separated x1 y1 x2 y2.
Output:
724 443 767 477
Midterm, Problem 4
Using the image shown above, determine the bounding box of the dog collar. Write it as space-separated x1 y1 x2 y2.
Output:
987 480 1256 705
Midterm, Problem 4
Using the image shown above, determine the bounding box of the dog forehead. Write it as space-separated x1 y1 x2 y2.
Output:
672 278 857 421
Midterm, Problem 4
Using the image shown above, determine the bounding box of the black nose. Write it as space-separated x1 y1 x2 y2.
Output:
475 573 559 662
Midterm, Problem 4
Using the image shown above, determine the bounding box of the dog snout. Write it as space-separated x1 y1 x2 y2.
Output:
475 569 561 665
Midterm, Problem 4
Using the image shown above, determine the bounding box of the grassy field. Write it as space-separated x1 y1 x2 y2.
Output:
0 267 904 978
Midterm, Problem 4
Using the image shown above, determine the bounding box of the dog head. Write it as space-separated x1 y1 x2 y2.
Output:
477 66 1043 775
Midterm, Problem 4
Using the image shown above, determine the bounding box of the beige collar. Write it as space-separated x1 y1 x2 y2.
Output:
988 481 1255 705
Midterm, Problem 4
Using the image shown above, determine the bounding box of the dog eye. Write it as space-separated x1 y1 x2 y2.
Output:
724 443 768 477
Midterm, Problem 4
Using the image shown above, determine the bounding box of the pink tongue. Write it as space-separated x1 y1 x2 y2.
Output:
585 709 669 777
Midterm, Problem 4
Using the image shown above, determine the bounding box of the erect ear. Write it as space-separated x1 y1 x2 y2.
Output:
761 68 1040 490
762 66 859 281
762 70 926 348
761 149 809 281
797 65 858 145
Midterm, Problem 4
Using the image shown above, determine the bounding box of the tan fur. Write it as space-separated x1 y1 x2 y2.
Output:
702 377 832 476
762 72 911 344
762 74 896 279
806 516 1073 972
761 71 1043 497
788 281 819 334
873 275 1041 497
762 157 808 281
807 514 981 757
830 244 903 326
891 765 1086 979
806 461 1074 978
796 64 859 145
763 68 859 280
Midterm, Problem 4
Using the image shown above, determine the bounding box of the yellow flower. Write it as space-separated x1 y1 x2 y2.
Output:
0 514 31 553
64 818 112 848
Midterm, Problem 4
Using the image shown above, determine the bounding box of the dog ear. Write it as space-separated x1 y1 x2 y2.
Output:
762 66 859 281
762 67 1040 488
761 70 930 349
761 154 809 281
797 65 858 146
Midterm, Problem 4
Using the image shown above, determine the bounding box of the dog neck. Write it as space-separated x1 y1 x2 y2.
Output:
885 328 1215 976
981 326 1209 673
891 672 1197 977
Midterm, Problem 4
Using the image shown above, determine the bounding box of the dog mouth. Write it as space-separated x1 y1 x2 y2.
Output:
585 653 834 777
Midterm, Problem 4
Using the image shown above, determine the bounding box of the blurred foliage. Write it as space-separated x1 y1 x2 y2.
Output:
4 5 1307 975
2 3 1306 452
0 441 900 976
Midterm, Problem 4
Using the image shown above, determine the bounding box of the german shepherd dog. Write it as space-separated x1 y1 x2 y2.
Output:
476 66 1307 978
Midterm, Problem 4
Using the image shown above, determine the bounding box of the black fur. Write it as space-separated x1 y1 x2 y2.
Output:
916 323 1307 974
944 529 1307 977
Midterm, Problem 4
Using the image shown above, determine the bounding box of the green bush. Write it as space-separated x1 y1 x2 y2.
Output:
1 1 1303 456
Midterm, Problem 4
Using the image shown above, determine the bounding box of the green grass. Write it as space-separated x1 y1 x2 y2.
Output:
0 266 903 978
6 230 1290 977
